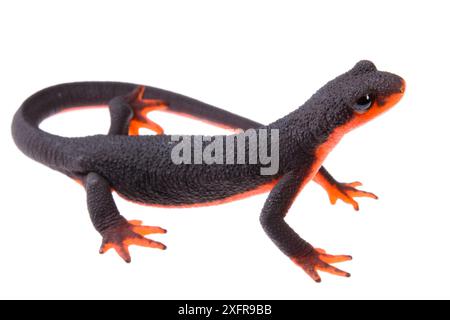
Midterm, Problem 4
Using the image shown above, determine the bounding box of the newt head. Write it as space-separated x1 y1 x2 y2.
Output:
296 60 405 161
343 60 405 130
306 60 405 143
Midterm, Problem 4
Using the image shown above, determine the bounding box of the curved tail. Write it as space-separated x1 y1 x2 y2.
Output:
11 81 262 170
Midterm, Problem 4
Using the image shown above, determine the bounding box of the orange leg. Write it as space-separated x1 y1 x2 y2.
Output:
100 219 166 263
127 86 168 136
292 248 352 283
314 167 378 211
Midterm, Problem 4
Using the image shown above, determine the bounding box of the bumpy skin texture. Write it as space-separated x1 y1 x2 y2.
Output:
11 61 405 282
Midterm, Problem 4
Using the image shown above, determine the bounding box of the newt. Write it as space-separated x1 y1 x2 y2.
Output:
11 60 405 282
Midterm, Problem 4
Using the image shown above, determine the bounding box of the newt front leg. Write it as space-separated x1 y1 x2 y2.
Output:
260 169 352 283
314 167 378 211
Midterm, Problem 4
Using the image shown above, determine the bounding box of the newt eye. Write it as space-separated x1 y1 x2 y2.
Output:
353 94 372 113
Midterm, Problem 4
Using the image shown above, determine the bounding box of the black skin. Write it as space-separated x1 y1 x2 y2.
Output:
11 60 404 282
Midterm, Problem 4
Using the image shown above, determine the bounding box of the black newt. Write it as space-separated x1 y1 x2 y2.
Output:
11 60 405 282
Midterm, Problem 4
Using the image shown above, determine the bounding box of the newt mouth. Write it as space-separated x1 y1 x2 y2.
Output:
399 79 406 94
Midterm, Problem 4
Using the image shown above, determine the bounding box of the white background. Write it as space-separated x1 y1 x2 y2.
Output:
1 0 449 300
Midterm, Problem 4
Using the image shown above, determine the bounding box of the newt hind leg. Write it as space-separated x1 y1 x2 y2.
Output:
85 172 166 263
107 86 168 136
100 219 166 263
127 86 168 135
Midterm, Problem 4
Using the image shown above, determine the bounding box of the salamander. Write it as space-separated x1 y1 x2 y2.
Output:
11 60 405 282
